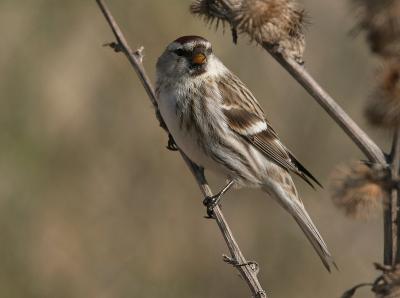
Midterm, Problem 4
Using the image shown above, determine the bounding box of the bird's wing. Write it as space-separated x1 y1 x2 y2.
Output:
218 74 322 188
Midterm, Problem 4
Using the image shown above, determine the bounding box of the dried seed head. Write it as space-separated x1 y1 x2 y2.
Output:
330 162 387 220
235 0 307 61
190 0 307 62
365 60 400 128
351 0 400 57
190 0 233 28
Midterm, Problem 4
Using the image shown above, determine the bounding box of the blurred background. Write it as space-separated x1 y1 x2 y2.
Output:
0 0 391 297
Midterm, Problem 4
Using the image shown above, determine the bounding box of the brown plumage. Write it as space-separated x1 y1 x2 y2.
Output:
220 72 322 188
217 72 333 270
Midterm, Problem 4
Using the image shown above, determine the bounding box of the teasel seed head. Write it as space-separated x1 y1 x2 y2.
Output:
330 161 388 220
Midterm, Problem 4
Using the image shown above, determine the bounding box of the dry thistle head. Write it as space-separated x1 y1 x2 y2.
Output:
365 59 400 128
373 263 400 298
330 161 387 220
190 0 307 63
190 0 234 27
351 0 400 57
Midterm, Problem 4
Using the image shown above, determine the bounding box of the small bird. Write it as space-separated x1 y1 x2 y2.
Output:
155 35 334 271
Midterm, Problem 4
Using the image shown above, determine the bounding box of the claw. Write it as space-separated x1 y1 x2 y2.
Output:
166 134 178 151
202 180 235 218
203 195 220 218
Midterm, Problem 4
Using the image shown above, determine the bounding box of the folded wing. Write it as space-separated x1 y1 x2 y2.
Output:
219 74 321 188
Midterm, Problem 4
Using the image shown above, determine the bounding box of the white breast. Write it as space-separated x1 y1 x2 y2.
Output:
157 84 219 171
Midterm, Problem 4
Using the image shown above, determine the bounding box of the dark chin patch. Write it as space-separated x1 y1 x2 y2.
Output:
190 64 206 76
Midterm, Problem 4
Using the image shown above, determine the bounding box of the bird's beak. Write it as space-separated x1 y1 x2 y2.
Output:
192 52 207 65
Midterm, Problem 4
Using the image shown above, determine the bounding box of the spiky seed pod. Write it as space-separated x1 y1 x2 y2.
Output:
190 0 233 27
190 0 307 63
351 0 400 57
234 0 307 62
330 162 387 220
365 59 400 128
373 263 400 298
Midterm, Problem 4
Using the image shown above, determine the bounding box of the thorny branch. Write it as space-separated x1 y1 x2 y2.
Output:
95 0 267 297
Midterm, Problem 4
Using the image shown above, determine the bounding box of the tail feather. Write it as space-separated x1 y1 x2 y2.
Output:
262 184 336 272
291 203 336 272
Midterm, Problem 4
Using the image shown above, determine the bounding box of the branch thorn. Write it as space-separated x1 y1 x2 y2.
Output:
223 255 260 274
134 46 145 63
103 41 124 52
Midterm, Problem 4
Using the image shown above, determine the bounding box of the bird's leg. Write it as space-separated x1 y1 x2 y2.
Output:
203 180 235 218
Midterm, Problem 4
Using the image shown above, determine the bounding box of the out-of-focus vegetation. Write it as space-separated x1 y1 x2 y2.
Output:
0 1 390 297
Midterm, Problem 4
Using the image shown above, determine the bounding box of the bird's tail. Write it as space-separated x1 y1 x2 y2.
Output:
262 183 336 272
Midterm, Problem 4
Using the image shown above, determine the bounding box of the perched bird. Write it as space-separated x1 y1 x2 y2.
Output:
155 35 334 271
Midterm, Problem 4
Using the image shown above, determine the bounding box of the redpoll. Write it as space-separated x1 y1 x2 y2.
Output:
155 35 334 271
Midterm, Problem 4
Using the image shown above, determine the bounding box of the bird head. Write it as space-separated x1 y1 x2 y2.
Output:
156 35 215 80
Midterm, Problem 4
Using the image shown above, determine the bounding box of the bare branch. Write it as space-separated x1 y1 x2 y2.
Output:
95 0 267 297
264 49 386 165
182 156 267 297
390 129 400 265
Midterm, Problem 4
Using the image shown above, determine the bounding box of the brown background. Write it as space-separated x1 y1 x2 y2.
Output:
0 0 389 297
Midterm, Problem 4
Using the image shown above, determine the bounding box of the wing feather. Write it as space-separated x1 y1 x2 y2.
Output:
219 74 321 188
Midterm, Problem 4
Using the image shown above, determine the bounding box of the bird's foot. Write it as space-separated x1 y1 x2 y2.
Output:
166 134 178 151
202 180 235 218
203 194 221 219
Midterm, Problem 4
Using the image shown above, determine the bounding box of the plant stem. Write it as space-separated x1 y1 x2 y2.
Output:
391 129 400 265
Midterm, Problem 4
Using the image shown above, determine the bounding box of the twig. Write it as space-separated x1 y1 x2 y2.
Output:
183 156 267 297
391 129 400 265
95 0 267 297
383 129 400 266
384 191 394 266
264 48 386 165
341 282 373 298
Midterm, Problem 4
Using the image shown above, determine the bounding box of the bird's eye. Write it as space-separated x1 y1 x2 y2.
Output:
174 49 185 57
